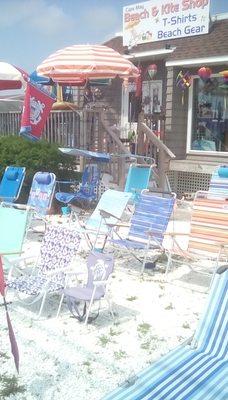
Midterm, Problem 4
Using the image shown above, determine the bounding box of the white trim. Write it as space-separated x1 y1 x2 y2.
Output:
124 48 175 60
166 55 228 67
186 83 193 153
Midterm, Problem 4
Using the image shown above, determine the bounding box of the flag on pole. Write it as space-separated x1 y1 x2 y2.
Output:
20 81 56 141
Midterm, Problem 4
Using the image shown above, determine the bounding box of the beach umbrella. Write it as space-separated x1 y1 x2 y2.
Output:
36 44 139 84
0 62 27 90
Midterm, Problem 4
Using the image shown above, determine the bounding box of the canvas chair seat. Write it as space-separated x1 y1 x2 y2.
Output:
124 163 154 203
165 191 228 278
58 251 114 324
7 224 81 317
0 166 26 203
69 189 132 249
55 164 101 207
8 275 64 296
104 190 176 274
101 266 228 400
64 285 105 301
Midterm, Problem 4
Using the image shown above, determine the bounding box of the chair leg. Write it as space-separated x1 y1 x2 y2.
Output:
56 292 65 318
38 292 47 318
106 294 114 319
84 289 96 325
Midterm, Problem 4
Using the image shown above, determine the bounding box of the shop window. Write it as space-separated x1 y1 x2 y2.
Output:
190 76 228 152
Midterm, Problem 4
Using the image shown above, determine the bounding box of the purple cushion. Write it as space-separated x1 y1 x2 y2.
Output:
218 166 228 178
35 172 52 185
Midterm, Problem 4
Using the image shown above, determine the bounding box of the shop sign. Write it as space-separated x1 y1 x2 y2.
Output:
123 0 210 47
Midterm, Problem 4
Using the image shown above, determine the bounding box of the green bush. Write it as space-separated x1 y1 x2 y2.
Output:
0 135 82 205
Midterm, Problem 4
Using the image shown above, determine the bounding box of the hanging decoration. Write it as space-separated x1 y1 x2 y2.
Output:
147 64 157 80
176 70 192 105
197 66 212 82
219 70 228 90
93 87 103 100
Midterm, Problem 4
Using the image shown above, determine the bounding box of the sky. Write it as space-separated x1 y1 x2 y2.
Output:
0 0 227 73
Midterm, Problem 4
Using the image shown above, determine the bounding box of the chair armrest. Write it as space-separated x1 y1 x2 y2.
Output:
164 232 190 236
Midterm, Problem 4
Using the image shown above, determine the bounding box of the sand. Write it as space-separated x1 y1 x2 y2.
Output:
0 202 213 400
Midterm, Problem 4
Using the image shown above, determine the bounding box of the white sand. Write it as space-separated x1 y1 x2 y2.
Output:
0 203 213 400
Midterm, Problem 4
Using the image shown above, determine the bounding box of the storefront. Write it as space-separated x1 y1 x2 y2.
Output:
104 2 228 195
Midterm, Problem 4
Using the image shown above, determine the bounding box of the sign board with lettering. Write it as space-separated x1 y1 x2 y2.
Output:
123 0 210 47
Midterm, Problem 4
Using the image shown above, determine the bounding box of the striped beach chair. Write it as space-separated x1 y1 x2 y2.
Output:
105 190 176 274
166 191 228 277
209 165 228 197
101 266 228 400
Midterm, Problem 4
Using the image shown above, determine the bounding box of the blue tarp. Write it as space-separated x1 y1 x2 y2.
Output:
59 147 111 163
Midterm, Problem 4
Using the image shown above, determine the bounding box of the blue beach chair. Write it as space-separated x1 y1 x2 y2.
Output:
102 266 228 400
124 164 153 203
27 171 56 216
55 164 101 207
0 166 25 202
105 190 176 273
0 203 32 270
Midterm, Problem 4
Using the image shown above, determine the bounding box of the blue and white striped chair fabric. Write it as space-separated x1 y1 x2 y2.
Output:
109 190 176 272
209 165 228 197
102 267 228 400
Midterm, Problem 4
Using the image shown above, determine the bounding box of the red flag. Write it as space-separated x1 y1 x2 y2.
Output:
20 81 56 141
0 256 5 296
6 310 20 373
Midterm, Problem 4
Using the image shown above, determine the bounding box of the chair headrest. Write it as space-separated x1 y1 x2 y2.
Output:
5 169 19 181
218 166 228 178
34 172 52 185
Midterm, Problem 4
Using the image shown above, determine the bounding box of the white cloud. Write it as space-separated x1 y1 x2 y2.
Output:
81 5 121 33
0 0 74 35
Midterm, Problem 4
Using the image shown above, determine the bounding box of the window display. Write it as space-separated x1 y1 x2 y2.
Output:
191 76 228 152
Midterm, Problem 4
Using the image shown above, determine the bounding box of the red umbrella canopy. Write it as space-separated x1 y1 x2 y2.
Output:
36 45 139 84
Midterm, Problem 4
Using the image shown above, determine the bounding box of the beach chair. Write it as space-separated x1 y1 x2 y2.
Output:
124 163 153 203
101 265 228 400
57 250 114 325
165 191 228 279
0 203 31 265
0 166 25 202
103 190 176 274
7 224 81 317
27 171 56 217
209 164 228 197
55 164 101 207
69 189 132 249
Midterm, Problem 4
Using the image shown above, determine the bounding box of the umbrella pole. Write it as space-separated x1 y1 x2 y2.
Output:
57 84 63 102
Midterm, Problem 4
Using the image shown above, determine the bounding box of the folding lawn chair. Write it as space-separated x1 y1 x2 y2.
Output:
57 250 114 325
7 224 81 317
0 203 31 265
27 171 56 217
124 163 153 203
101 265 228 400
55 164 101 207
0 166 26 202
102 190 176 274
69 189 132 250
209 164 228 197
165 191 228 280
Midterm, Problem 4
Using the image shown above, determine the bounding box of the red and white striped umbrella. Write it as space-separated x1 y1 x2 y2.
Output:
0 62 27 90
36 45 139 83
